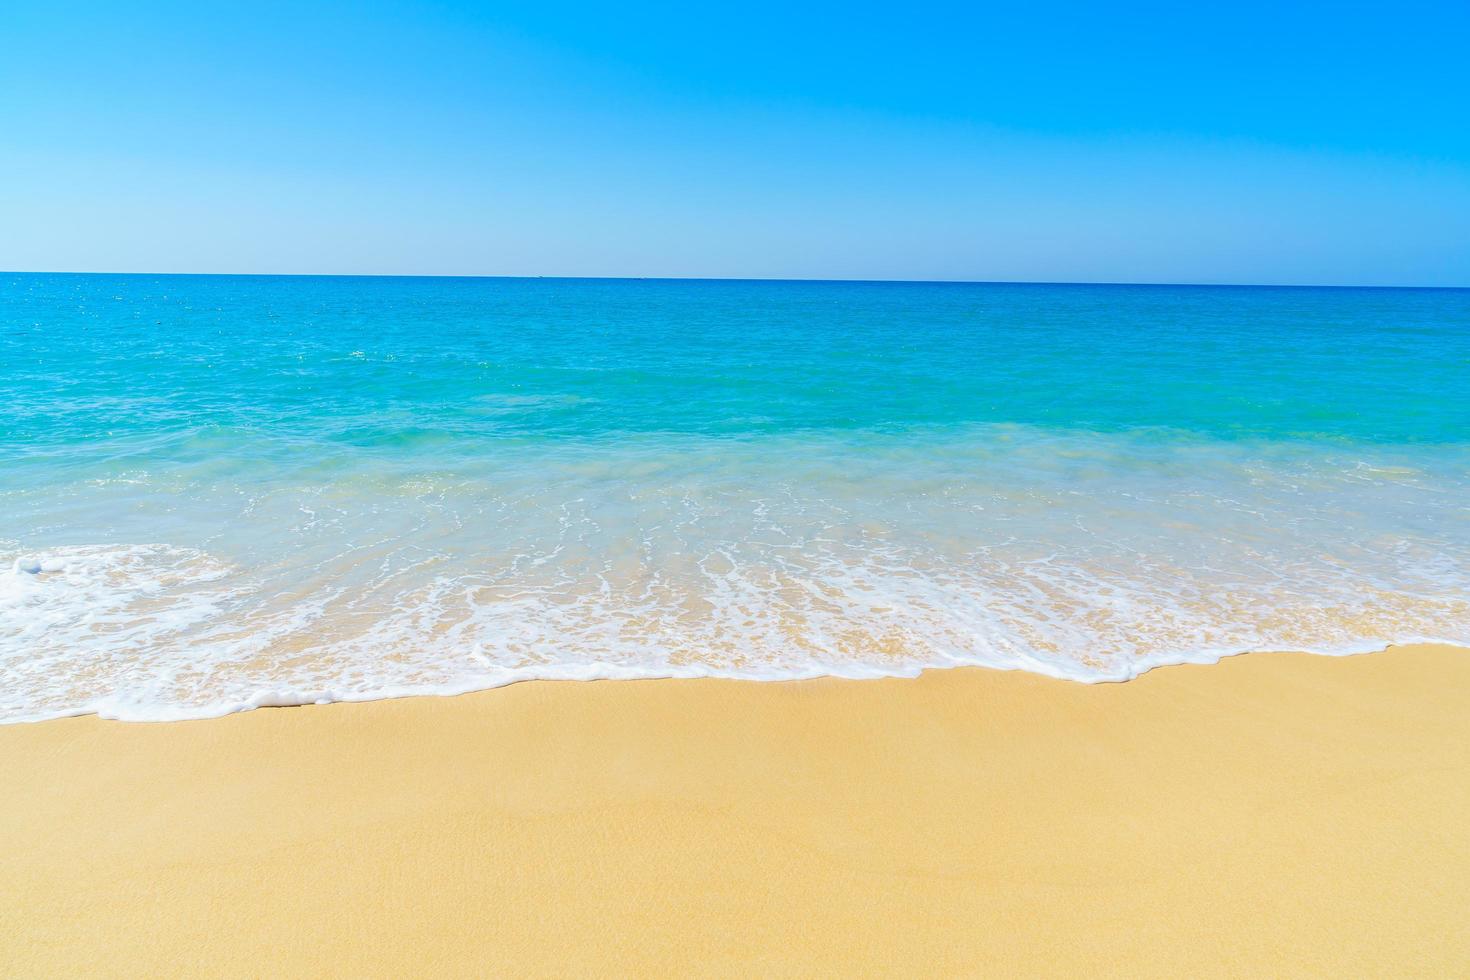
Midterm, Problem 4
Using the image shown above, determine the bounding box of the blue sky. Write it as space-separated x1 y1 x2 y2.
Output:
2 1 1468 284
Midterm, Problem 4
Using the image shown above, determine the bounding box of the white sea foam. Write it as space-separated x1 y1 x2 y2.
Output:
2 431 1468 723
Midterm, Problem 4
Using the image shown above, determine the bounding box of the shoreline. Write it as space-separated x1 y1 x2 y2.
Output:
8 636 1468 726
3 642 1468 975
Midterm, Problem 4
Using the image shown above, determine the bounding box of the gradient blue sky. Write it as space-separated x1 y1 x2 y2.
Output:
2 1 1468 284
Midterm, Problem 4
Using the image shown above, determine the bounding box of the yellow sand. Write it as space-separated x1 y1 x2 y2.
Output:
2 643 1468 977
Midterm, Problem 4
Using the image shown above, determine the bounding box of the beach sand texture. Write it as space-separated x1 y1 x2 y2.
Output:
3 643 1467 977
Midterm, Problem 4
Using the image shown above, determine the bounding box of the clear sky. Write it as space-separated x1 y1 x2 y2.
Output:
2 1 1468 285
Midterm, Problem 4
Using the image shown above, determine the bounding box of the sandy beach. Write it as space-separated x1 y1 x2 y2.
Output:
2 643 1468 977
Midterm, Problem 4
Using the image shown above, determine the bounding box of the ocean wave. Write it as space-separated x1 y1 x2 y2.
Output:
3 479 1467 724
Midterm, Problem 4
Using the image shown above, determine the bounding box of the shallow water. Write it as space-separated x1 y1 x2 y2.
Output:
3 274 1468 721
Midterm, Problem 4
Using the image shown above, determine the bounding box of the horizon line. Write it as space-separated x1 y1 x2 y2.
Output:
3 270 1467 291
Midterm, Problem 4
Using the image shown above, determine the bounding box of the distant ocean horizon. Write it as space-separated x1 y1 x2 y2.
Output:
9 271 1470 288
3 273 1468 722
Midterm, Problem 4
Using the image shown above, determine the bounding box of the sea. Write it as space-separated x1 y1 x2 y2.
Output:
3 274 1467 722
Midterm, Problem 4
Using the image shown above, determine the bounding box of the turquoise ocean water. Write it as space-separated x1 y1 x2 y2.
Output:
3 274 1468 722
